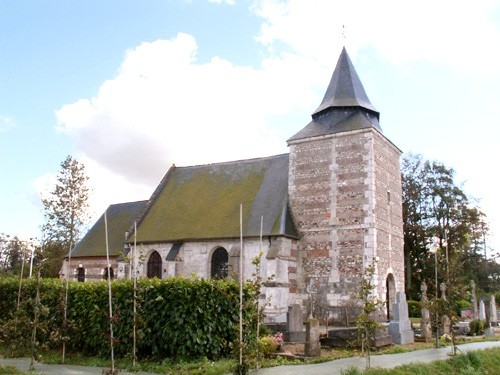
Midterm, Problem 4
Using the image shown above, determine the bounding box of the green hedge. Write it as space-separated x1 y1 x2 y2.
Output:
0 276 255 359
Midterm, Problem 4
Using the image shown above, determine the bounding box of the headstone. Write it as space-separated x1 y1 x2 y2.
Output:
285 304 305 343
305 318 321 357
471 280 478 320
442 316 451 335
484 326 496 337
420 282 432 341
479 300 486 322
440 283 447 300
490 295 497 325
389 292 414 344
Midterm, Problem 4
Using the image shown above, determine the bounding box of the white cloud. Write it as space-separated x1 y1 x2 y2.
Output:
253 0 500 73
0 115 16 132
53 1 500 251
55 33 320 217
55 1 500 208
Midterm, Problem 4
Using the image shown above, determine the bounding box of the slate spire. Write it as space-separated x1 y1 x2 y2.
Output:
313 47 378 119
288 47 382 143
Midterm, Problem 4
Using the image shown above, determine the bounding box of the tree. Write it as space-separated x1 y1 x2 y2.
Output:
41 156 90 277
401 153 492 299
355 262 385 369
0 234 32 276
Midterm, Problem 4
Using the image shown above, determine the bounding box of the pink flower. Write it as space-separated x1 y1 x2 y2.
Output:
274 332 283 345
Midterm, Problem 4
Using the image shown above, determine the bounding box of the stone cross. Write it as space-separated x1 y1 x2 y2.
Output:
471 280 478 320
440 282 447 301
389 292 414 344
442 315 451 335
490 295 498 324
420 282 432 341
285 304 306 343
479 300 486 322
305 318 321 357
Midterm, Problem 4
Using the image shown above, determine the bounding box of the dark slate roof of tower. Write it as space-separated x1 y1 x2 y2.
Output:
313 47 378 115
70 200 148 258
130 154 298 243
288 47 382 143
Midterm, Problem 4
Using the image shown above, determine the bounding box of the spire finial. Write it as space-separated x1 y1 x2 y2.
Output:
342 24 346 45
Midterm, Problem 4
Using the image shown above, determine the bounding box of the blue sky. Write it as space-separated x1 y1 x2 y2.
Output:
1 0 499 255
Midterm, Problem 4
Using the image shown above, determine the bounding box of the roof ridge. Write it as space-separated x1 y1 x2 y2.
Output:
173 153 289 169
108 199 148 208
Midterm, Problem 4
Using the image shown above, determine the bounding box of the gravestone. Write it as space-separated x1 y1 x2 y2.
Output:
485 298 496 337
439 283 451 335
471 281 478 320
285 304 305 343
490 295 497 325
484 326 496 337
440 283 447 300
389 292 414 344
479 300 486 322
442 316 451 335
420 282 432 341
305 318 321 357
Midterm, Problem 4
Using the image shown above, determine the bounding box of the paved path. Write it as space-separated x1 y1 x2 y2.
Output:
0 357 151 375
1 341 500 374
248 341 500 375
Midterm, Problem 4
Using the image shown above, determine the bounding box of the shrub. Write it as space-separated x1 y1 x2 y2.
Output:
456 299 471 316
468 319 485 336
258 336 278 356
407 300 421 318
0 276 256 360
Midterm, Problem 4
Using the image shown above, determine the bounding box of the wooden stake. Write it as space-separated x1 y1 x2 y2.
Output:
104 211 115 373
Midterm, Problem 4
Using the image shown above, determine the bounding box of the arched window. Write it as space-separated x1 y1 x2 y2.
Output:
103 266 114 280
147 251 162 279
386 273 396 320
77 267 85 282
211 247 228 279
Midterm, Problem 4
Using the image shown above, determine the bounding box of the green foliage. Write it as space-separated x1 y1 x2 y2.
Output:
341 366 363 375
401 153 493 300
0 276 255 360
347 348 490 375
0 365 26 374
468 320 485 336
257 336 278 357
355 262 385 369
495 291 500 306
407 300 421 318
0 236 33 276
449 351 481 373
456 299 471 315
41 155 90 277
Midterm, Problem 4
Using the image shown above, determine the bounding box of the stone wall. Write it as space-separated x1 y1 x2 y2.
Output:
289 128 404 320
288 138 333 307
134 237 298 323
372 131 405 299
61 256 119 282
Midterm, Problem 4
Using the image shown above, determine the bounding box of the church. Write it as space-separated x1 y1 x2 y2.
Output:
62 47 406 328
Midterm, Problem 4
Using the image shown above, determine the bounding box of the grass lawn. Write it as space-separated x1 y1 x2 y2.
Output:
2 337 500 374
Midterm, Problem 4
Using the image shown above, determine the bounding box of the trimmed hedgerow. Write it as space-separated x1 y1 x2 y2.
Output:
0 276 255 360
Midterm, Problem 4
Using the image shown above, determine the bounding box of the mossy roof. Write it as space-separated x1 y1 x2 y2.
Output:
133 153 298 243
70 200 148 258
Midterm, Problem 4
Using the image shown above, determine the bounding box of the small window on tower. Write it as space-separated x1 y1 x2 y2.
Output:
387 191 391 203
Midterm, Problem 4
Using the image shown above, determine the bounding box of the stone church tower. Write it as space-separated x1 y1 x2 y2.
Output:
288 47 404 320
